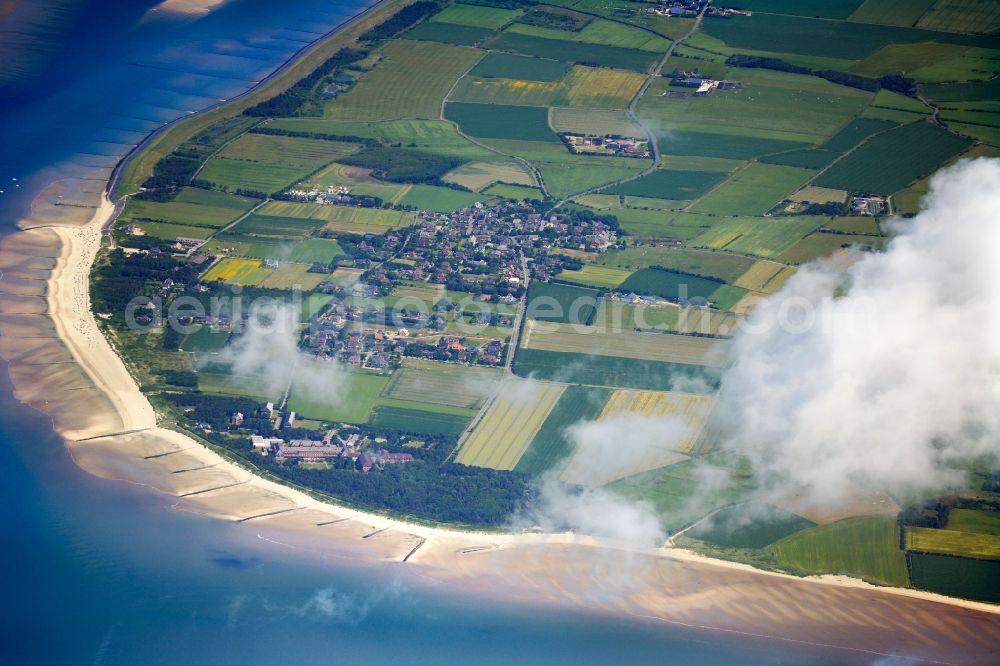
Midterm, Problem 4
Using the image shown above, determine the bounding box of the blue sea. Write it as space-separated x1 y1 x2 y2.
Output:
0 2 861 662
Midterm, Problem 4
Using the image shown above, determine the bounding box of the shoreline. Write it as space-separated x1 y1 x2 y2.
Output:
0 4 997 662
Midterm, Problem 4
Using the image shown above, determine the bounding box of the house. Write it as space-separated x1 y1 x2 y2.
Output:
280 411 296 428
275 440 343 462
229 411 244 426
257 402 274 417
250 435 283 454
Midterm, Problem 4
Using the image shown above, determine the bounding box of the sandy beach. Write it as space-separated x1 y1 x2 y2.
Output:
0 191 995 663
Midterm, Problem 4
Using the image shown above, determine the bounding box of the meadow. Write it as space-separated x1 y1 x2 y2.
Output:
514 385 611 475
847 0 936 27
429 3 523 30
947 508 1000 536
779 232 884 264
180 328 230 353
404 22 493 46
217 133 361 169
228 213 325 238
122 188 256 228
286 238 345 264
520 321 724 367
258 201 415 233
324 40 481 121
773 516 909 587
506 17 670 53
198 159 310 194
201 258 272 286
549 107 644 136
484 31 658 72
455 379 565 470
368 406 472 437
443 160 534 191
483 183 544 200
720 0 863 19
815 121 973 194
733 260 787 291
594 299 679 331
538 156 649 199
398 184 480 212
597 246 756 284
654 129 810 160
135 222 216 241
514 348 721 391
555 264 631 289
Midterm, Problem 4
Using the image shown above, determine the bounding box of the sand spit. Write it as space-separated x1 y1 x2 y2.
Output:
145 0 228 18
0 189 996 661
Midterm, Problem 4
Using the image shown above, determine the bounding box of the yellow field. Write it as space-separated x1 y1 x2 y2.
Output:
202 258 272 285
559 387 713 487
522 321 725 366
443 160 535 191
675 306 739 336
451 76 561 106
325 41 482 121
599 389 714 454
556 66 646 110
790 185 847 204
733 260 787 291
455 379 565 470
905 526 1000 560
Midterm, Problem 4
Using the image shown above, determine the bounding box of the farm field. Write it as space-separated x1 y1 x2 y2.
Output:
514 348 721 391
773 516 909 587
506 17 671 53
483 31 658 72
198 159 309 195
470 52 570 82
180 328 230 353
538 156 649 199
217 133 361 169
455 379 565 470
815 121 973 194
607 169 728 200
721 0 863 19
196 371 277 402
556 264 631 289
443 161 534 191
400 22 492 46
909 553 1000 603
617 267 723 302
690 164 817 216
733 260 787 291
325 41 481 121
368 406 472 437
917 0 1000 34
590 207 698 241
258 263 328 291
688 215 827 258
947 508 1000 536
514 386 611 476
779 232 884 265
121 188 257 228
444 102 558 141
904 526 1000 560
550 107 643 137
288 371 389 424
483 183 544 200
256 201 414 234
848 0 936 27
521 320 724 367
428 4 522 30
599 389 714 454
654 129 810 160
134 222 216 241
789 186 848 205
595 299 680 331
382 360 502 409
688 503 817 550
227 213 326 238
597 246 756 284
286 238 344 264
526 282 598 324
201 258 272 286
398 184 480 212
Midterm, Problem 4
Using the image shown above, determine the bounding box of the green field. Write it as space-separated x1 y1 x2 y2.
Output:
325 40 482 121
556 264 631 289
368 405 472 437
288 372 389 423
917 0 1000 34
689 503 817 549
227 213 326 238
689 215 826 258
135 222 217 241
383 361 502 409
218 133 361 169
550 107 643 136
618 267 722 302
198 159 309 194
513 348 721 391
815 121 973 194
908 552 1000 603
180 327 230 353
905 526 1000 560
607 170 728 200
538 156 649 199
398 184 480 212
403 22 493 46
286 238 344 264
655 129 810 160
527 281 598 324
484 31 658 72
597 246 756 284
719 0 863 19
121 188 256 228
469 52 571 82
848 0 936 27
779 232 884 264
515 385 612 475
947 508 1000 536
690 164 817 216
507 17 671 53
483 182 545 200
257 201 414 233
445 102 558 141
773 516 909 587
430 4 522 29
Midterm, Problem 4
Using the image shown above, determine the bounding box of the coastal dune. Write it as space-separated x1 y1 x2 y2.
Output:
0 194 998 663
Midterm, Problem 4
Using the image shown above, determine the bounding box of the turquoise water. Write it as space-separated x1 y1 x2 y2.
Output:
0 2 860 662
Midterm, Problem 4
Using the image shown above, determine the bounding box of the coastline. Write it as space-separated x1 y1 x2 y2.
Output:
0 6 997 664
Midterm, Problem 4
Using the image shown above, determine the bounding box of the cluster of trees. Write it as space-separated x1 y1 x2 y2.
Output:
725 55 917 96
359 1 440 41
518 8 589 31
249 126 379 147
799 201 849 216
243 48 369 118
459 0 536 9
92 249 196 320
137 154 203 201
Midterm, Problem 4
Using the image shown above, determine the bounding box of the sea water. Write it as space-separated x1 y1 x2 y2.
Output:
0 2 860 662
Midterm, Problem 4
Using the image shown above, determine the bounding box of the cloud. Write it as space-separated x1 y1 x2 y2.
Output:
716 158 1000 510
201 301 346 408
